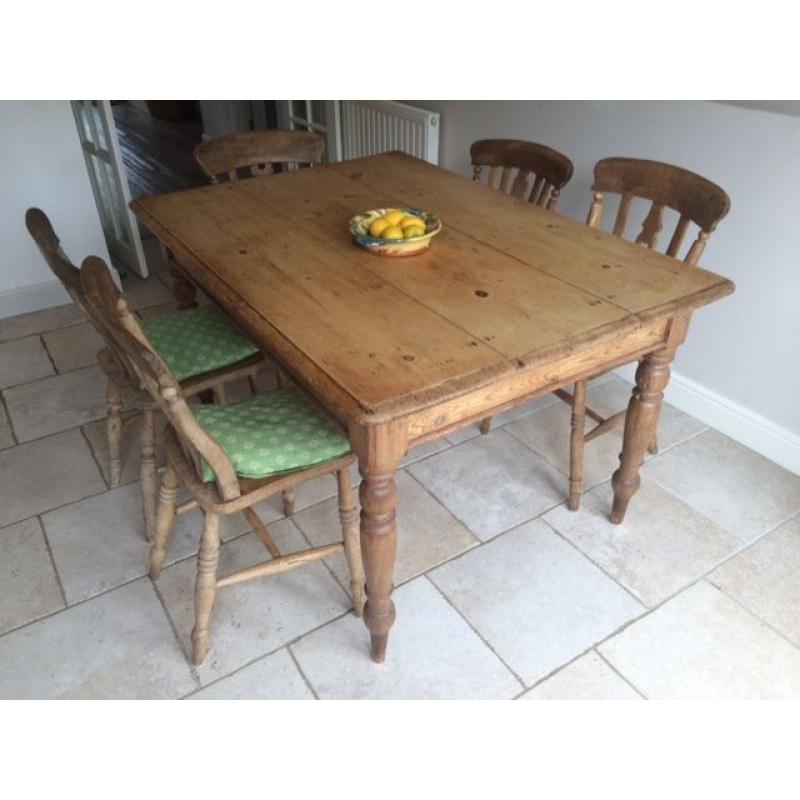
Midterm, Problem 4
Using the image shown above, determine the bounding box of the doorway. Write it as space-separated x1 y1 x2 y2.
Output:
111 101 207 199
109 100 209 281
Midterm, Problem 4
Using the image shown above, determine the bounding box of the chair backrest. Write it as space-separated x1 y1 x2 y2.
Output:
80 256 242 500
25 208 140 381
25 208 85 308
194 130 325 184
470 139 574 210
586 157 730 265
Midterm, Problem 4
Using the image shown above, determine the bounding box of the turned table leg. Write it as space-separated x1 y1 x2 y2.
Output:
352 422 405 663
610 347 675 523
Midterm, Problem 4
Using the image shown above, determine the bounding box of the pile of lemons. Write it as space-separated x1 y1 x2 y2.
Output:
368 210 426 240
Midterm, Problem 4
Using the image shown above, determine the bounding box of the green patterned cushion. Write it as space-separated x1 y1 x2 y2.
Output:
194 388 351 482
141 305 259 382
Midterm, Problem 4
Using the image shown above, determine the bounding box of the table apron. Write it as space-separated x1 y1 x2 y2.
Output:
403 317 670 446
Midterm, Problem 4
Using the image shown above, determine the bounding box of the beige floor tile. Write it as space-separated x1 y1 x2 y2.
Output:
589 376 707 451
42 322 105 373
0 518 64 634
544 479 739 607
408 430 565 541
644 430 800 542
399 437 450 466
157 522 350 685
292 577 521 699
227 498 286 539
83 412 167 487
709 516 800 647
0 430 105 527
120 273 175 310
189 649 314 700
521 652 641 700
0 335 54 389
445 395 561 445
41 483 246 604
444 423 482 445
0 303 84 343
430 520 644 685
505 402 623 491
0 398 14 449
4 365 107 441
171 488 257 543
0 578 196 699
600 581 800 699
294 470 478 589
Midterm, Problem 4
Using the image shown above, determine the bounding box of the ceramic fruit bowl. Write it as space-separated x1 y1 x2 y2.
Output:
349 208 442 257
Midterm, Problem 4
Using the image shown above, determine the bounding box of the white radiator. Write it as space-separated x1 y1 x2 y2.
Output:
339 101 440 164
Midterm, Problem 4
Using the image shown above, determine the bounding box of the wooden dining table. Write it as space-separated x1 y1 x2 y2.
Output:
131 151 735 663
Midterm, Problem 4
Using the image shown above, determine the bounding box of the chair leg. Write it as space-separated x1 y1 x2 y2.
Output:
140 409 157 543
337 468 366 616
106 380 123 488
191 512 221 666
247 375 258 395
282 488 296 517
211 382 227 405
480 417 493 435
568 380 587 511
150 464 179 580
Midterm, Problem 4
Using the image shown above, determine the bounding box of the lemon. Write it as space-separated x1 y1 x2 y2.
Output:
369 217 390 237
383 210 406 226
401 217 425 234
382 225 404 240
403 225 425 239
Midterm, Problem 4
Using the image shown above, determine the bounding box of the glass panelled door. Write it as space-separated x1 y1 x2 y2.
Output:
276 101 341 162
72 100 148 277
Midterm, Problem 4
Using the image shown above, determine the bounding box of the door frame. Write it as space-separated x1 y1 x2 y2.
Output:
72 100 148 277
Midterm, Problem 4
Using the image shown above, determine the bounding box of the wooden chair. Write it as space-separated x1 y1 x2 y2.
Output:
193 129 325 391
194 130 325 184
470 138 574 210
558 158 730 509
25 208 268 541
471 139 575 434
80 256 365 666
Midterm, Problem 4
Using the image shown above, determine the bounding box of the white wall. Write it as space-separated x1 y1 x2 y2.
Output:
410 101 800 470
0 101 111 316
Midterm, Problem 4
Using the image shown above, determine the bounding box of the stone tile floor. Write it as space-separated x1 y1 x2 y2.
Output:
2 271 800 699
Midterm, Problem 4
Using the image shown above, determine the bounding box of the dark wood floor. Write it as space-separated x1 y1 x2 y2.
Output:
113 103 207 199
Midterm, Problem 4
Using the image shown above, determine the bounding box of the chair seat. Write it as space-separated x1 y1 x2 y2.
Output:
194 388 351 482
141 305 259 382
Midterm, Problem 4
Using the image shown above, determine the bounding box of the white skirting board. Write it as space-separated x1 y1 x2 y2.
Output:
0 266 122 320
0 279 70 318
615 364 800 476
